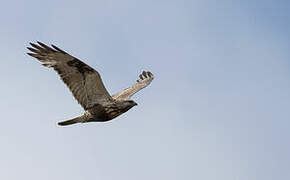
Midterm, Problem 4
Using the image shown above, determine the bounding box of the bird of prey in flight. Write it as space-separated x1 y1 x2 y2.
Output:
27 41 154 126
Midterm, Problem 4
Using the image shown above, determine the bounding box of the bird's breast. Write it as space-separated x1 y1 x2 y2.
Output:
86 103 125 122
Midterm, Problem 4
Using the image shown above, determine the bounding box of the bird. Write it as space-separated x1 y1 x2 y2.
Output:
27 41 154 126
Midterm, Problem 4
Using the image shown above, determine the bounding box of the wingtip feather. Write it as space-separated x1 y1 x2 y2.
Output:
27 52 36 56
51 44 67 54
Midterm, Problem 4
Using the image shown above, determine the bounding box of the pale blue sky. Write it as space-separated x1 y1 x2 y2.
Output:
0 0 289 180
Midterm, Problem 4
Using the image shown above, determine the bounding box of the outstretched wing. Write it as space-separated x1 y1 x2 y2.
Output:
27 41 112 110
112 71 154 100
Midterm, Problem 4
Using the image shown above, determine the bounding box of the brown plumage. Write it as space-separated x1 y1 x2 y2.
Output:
27 41 154 126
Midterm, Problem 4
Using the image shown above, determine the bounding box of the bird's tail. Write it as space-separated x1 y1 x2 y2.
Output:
58 116 82 126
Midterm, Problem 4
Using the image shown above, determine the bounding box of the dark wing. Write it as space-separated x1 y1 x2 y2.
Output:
27 41 113 110
112 71 154 100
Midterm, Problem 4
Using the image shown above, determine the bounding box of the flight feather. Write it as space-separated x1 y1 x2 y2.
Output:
27 41 112 110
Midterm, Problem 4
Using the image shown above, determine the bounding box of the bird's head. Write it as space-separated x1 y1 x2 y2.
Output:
121 100 138 111
125 100 138 107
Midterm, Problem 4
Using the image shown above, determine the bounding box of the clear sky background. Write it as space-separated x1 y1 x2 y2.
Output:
0 0 289 180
